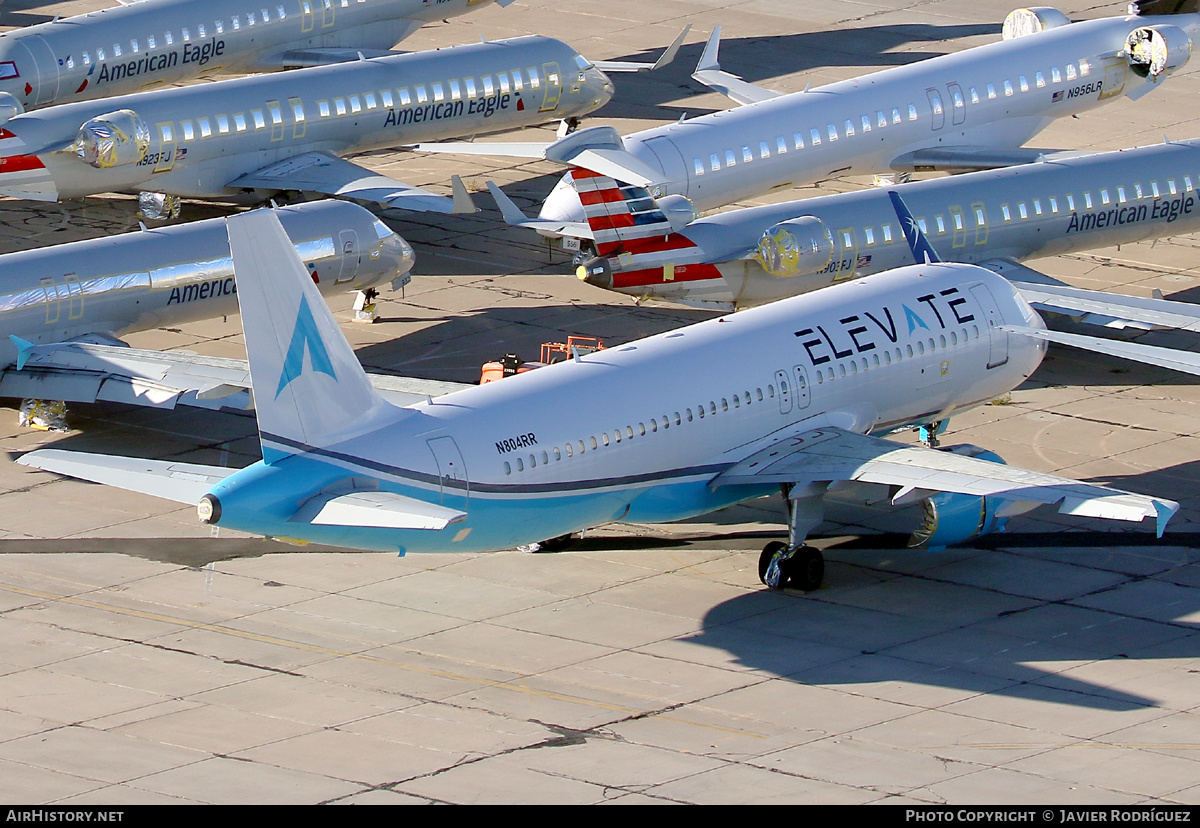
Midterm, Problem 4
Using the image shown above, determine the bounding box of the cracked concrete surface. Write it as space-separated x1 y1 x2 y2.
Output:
0 0 1199 805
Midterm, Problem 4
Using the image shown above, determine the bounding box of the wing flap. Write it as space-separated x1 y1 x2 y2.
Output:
713 427 1176 533
17 449 236 505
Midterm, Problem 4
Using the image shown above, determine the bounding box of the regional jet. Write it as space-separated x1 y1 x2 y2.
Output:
0 35 613 216
492 137 1200 312
0 0 512 111
422 6 1200 231
20 204 1200 590
0 200 464 413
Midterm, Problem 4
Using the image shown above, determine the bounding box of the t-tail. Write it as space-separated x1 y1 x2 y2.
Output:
226 209 399 464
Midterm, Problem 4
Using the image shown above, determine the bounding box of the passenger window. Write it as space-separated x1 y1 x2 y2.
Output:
233 113 247 132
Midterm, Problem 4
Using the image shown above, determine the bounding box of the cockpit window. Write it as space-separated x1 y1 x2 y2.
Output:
573 54 593 71
0 62 18 80
372 219 392 240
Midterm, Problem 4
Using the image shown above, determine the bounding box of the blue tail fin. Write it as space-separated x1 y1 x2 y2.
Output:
226 208 394 463
888 190 941 264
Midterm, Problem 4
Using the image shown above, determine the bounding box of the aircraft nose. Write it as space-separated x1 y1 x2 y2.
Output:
586 68 615 108
386 232 416 277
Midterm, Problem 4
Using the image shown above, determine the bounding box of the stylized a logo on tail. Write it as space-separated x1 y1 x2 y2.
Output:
276 296 336 398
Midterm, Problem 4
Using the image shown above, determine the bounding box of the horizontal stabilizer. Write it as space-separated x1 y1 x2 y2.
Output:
18 449 236 505
568 148 663 188
713 427 1177 535
595 25 690 72
1014 283 1200 331
486 181 593 238
230 151 466 213
295 490 467 530
1002 324 1200 376
692 26 781 105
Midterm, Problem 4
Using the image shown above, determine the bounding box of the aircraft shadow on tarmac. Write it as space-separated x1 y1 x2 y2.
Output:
597 23 1001 119
683 526 1200 712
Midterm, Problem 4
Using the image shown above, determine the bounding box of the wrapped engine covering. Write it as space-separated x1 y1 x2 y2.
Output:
75 110 151 168
754 216 835 278
1001 7 1072 40
1126 25 1193 80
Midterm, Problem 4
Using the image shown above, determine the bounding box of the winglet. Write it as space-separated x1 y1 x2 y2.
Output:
450 174 477 214
1156 499 1177 538
696 25 722 74
10 335 33 371
487 181 532 226
654 24 692 70
887 190 941 264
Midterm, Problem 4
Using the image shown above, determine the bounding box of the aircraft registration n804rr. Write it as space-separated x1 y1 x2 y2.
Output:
19 206 1200 591
0 200 471 413
0 35 613 215
502 137 1200 311
423 5 1200 229
0 0 511 111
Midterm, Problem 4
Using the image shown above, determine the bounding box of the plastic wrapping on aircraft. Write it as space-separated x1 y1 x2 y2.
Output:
18 399 68 432
1125 25 1193 79
754 216 835 278
75 109 150 168
1001 7 1072 40
137 191 181 219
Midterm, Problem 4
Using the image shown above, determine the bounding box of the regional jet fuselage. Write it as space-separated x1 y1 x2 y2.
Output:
574 138 1200 310
0 0 504 110
0 35 611 205
538 9 1200 224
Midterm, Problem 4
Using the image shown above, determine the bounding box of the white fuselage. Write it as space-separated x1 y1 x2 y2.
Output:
598 138 1200 309
211 264 1047 553
0 0 498 109
0 35 611 201
540 14 1200 224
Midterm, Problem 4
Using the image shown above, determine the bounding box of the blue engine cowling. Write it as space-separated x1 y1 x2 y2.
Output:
908 445 1009 550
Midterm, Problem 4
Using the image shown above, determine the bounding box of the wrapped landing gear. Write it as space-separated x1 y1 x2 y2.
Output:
352 289 378 323
758 482 828 592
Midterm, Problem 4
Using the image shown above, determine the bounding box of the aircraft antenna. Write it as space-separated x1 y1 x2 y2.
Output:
137 221 148 232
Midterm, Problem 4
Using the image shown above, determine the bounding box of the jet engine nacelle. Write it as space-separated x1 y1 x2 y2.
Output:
0 92 24 127
75 109 151 169
754 216 835 278
908 445 1009 550
1125 25 1193 81
657 194 700 233
1001 7 1072 40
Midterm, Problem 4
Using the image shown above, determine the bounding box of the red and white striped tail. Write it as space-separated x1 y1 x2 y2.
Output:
570 167 677 257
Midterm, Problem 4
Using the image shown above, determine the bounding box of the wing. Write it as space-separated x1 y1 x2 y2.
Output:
890 147 1089 173
273 46 405 69
691 27 781 106
4 338 471 410
594 26 690 73
17 449 237 505
229 151 475 214
291 490 467 530
711 427 1176 534
487 181 593 239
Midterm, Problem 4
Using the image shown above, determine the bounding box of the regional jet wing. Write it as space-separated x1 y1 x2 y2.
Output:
275 46 407 68
487 181 593 238
711 427 1176 534
18 449 237 505
691 27 781 106
891 147 1088 173
229 151 476 214
3 338 471 410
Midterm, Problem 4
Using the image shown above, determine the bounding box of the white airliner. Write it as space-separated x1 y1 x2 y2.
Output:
0 200 466 412
0 0 510 111
0 35 613 215
19 202 1200 591
422 6 1200 230
490 137 1200 311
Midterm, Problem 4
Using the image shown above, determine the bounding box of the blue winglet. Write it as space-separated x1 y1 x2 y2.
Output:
9 335 33 371
1155 500 1177 538
887 190 941 265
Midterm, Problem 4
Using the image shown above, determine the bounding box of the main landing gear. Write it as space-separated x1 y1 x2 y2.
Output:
758 482 829 592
